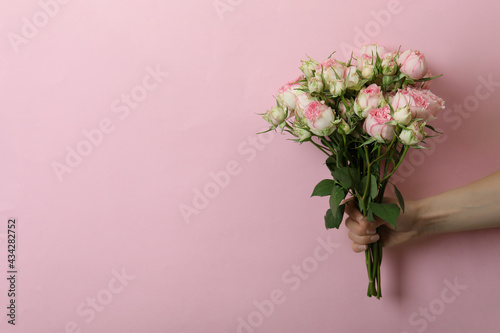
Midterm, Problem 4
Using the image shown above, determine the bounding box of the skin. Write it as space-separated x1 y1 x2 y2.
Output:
345 170 500 252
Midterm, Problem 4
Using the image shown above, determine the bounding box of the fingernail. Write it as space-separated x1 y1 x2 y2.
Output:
370 234 380 242
366 229 376 235
358 244 367 251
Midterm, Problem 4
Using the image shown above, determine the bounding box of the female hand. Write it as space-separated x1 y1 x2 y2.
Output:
344 198 421 252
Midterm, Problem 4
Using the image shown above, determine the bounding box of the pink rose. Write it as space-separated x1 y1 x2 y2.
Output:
294 92 316 119
277 76 304 112
356 44 388 79
303 101 336 136
397 49 428 80
317 58 346 80
353 84 385 118
363 106 395 142
390 87 445 121
359 44 389 59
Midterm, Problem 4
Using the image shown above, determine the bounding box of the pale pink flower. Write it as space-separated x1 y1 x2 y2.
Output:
390 87 444 121
303 101 336 136
398 49 428 80
363 106 395 142
277 76 304 112
353 84 385 118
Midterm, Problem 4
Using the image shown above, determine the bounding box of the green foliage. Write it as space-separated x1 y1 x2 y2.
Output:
369 202 400 229
311 179 335 197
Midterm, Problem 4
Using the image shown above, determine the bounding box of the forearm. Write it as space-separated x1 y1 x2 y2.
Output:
415 170 500 236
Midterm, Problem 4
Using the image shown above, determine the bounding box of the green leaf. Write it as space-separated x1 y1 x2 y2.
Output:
392 184 405 213
325 156 336 172
358 137 377 148
369 202 400 229
324 206 345 229
329 185 347 215
311 179 334 197
331 167 353 190
361 174 378 200
425 124 443 134
367 209 375 222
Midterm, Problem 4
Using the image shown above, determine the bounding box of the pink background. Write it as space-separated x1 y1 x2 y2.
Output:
1 0 500 332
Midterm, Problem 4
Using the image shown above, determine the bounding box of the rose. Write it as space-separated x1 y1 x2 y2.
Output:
263 106 286 127
337 119 351 135
360 44 388 59
353 84 385 118
317 58 346 96
328 78 344 97
363 106 395 142
391 87 444 121
356 44 389 79
292 123 312 142
303 101 336 136
294 92 316 119
344 66 361 89
300 58 319 78
307 75 324 93
276 76 304 112
399 121 425 146
317 58 346 81
381 52 398 75
388 91 411 125
338 99 353 119
398 49 428 80
356 54 375 79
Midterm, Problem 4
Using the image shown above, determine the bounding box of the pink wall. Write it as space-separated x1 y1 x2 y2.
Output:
1 0 500 332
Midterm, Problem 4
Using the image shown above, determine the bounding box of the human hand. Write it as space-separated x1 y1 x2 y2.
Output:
344 198 421 252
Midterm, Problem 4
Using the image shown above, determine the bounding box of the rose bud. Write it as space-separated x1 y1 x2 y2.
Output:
363 106 396 142
344 66 361 89
399 121 426 146
381 52 398 75
292 123 312 142
397 49 428 80
263 106 286 127
307 75 324 93
300 58 319 78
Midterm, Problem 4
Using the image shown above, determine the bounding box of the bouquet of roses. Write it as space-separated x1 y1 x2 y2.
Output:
262 44 444 299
